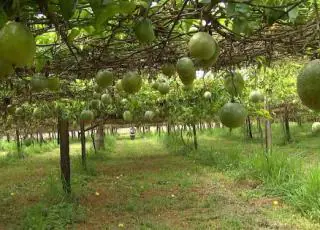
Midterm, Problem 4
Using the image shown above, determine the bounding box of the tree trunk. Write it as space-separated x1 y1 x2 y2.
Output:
192 124 198 150
39 131 44 146
96 123 105 150
16 128 22 158
91 129 97 153
57 123 60 145
246 116 253 139
58 117 71 194
167 123 171 135
284 105 291 142
257 118 263 139
6 133 10 142
264 98 272 153
80 121 86 170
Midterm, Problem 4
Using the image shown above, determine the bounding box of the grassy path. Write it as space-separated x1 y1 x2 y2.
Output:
0 136 319 229
77 137 319 229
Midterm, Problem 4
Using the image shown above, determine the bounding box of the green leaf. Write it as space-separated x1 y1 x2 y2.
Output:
288 6 299 22
235 3 250 15
134 0 150 8
199 0 211 4
67 28 80 43
59 0 77 20
226 2 236 17
120 1 136 15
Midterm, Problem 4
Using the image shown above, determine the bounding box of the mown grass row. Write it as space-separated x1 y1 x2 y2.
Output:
162 123 320 221
0 135 116 229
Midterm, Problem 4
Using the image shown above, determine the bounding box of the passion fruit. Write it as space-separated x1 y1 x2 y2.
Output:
123 110 133 122
158 82 170 95
219 102 247 128
0 59 13 79
0 21 36 67
176 57 196 85
80 110 94 123
297 59 320 111
161 63 176 77
121 71 142 94
188 32 217 60
249 90 264 103
224 72 244 97
134 18 155 43
96 70 114 89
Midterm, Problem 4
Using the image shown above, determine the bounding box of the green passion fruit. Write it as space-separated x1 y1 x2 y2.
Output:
196 40 220 68
297 59 320 111
176 57 196 85
33 108 43 118
96 70 114 89
188 32 217 60
312 122 320 134
134 18 155 43
47 77 60 91
144 110 154 121
0 59 13 79
123 110 133 122
161 63 176 77
249 90 264 103
115 79 123 92
121 71 142 94
224 72 244 97
0 21 36 67
89 99 101 110
15 107 24 117
204 91 212 99
31 75 47 92
101 94 112 105
158 82 170 95
151 81 159 90
219 102 247 128
80 110 94 123
93 92 101 99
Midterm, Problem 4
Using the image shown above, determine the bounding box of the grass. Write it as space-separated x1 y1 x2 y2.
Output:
1 125 320 229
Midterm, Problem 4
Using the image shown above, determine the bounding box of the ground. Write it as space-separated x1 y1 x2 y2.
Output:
0 127 319 229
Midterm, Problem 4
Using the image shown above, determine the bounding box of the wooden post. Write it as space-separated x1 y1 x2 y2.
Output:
96 123 105 150
192 123 198 150
15 128 22 158
284 104 291 142
80 121 86 170
58 116 71 194
246 116 253 139
91 129 97 153
264 96 272 153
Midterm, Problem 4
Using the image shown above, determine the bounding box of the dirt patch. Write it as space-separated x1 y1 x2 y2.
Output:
250 197 282 207
237 178 262 189
97 155 188 176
